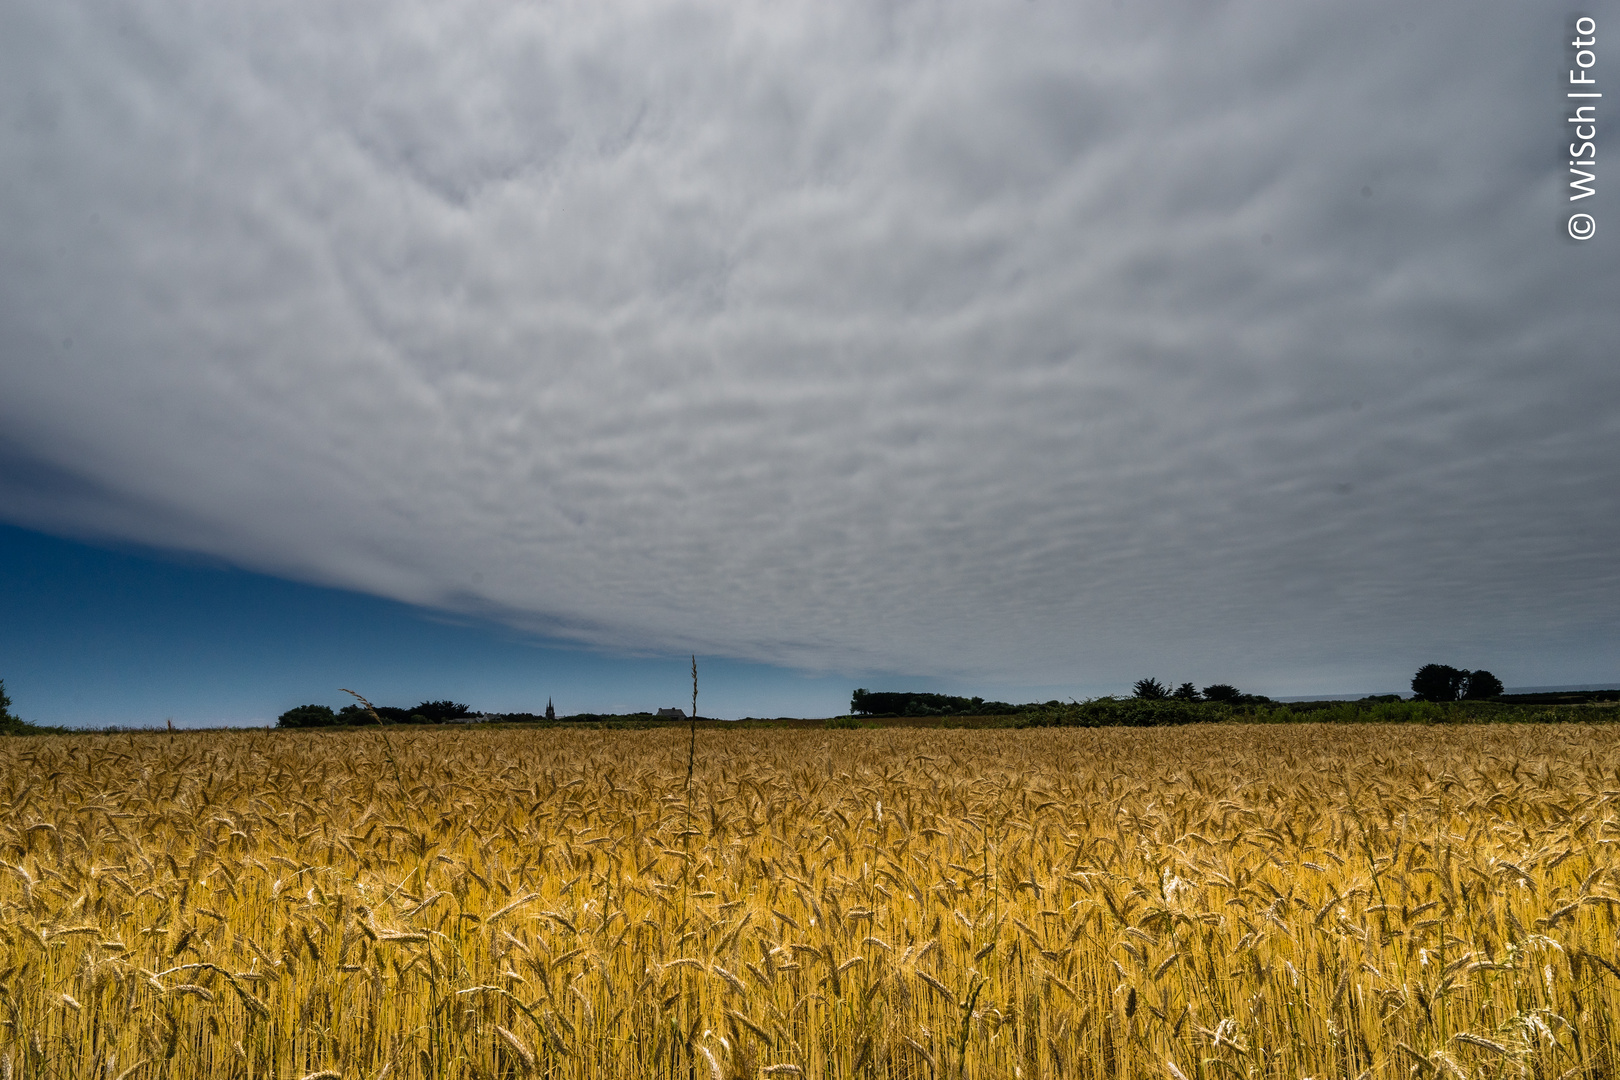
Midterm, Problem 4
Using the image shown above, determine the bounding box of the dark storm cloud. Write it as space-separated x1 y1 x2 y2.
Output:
2 0 1616 692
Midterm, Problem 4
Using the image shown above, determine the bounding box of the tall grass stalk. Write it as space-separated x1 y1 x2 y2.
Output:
340 687 404 792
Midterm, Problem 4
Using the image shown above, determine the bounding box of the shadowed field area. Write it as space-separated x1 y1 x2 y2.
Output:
4 724 1620 1078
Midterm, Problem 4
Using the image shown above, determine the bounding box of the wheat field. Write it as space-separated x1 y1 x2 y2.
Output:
3 724 1620 1079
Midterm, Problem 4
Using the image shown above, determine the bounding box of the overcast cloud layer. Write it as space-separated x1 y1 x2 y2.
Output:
2 1 1616 694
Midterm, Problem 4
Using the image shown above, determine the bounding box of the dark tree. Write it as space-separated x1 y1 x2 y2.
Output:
277 704 338 728
1133 678 1169 700
413 700 472 723
851 689 981 716
1201 684 1241 703
1463 669 1504 699
0 679 19 733
336 704 380 725
1411 664 1467 702
0 680 51 735
1172 682 1201 701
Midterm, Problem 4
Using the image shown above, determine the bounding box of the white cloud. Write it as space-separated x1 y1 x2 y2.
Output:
2 0 1616 692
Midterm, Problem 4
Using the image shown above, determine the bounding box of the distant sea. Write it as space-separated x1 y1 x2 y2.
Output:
1502 684 1620 694
1276 683 1620 702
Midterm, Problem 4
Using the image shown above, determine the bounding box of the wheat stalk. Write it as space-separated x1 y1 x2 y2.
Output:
0 723 1617 1077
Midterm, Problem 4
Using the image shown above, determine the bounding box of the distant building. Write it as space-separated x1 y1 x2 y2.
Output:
546 698 555 721
657 707 686 719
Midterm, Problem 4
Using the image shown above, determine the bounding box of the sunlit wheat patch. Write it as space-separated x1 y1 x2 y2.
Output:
2 724 1619 1078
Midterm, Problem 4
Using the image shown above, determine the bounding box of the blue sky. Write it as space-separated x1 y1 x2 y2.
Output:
0 520 1591 728
2 2 1616 720
0 522 877 726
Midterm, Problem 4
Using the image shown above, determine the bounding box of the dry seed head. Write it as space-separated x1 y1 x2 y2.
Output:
494 1026 536 1074
696 1044 723 1080
711 964 748 996
1451 1032 1509 1056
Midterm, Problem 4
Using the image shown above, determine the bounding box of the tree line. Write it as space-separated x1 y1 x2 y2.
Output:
1131 665 1503 704
857 664 1507 718
1130 679 1271 704
849 690 1057 717
277 700 475 727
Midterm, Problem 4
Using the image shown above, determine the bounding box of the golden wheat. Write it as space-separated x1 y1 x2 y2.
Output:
2 724 1620 1078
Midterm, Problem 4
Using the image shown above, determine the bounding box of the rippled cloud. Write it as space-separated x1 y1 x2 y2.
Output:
1 1 1615 692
